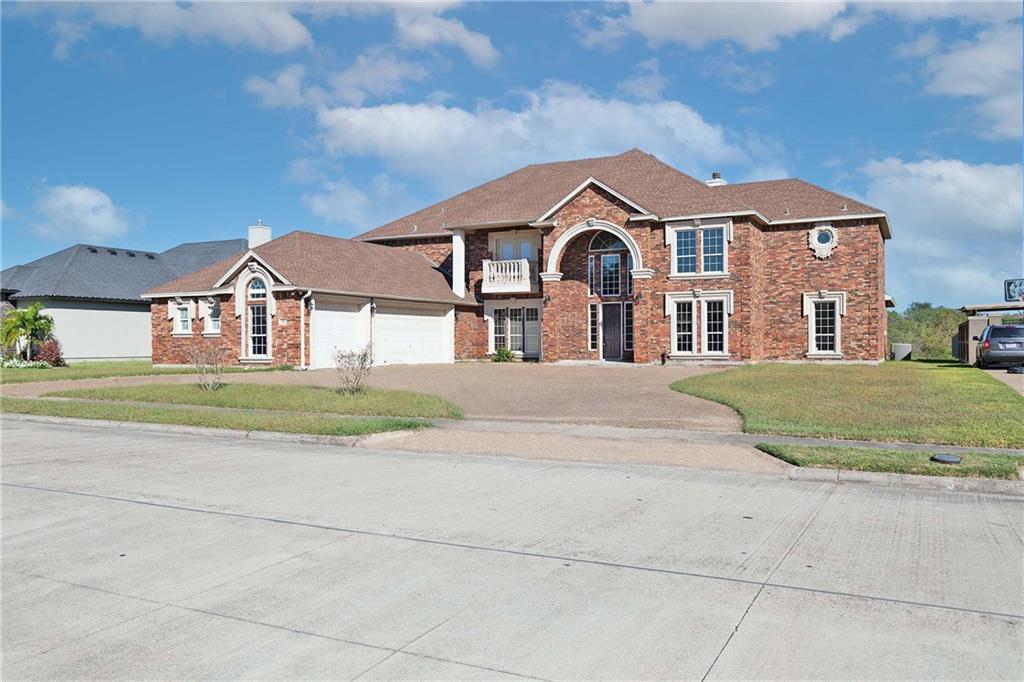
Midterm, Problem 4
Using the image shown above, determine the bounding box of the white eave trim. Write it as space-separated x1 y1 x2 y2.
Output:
311 287 476 308
659 210 890 239
212 251 292 288
142 287 232 300
536 177 652 222
358 231 452 243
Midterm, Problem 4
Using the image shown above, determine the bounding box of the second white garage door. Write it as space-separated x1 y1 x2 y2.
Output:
373 305 452 365
312 301 364 369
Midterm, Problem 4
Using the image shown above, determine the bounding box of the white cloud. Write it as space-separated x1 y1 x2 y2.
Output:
832 2 1022 39
245 64 314 109
704 49 775 93
616 59 668 101
33 184 138 242
919 22 1023 139
861 157 1023 306
0 200 15 219
315 81 750 191
330 48 430 105
576 2 847 51
301 172 417 231
22 2 313 58
393 9 499 67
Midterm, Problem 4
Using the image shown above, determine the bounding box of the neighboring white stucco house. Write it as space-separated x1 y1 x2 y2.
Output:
1 238 247 361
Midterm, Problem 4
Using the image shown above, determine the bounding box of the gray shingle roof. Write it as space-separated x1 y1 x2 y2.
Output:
1 239 247 303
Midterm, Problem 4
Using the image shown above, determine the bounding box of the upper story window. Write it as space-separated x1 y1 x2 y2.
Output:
669 222 731 277
248 278 267 300
600 254 621 296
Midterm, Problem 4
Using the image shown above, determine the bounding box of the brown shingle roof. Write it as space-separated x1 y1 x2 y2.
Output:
145 231 465 304
355 148 890 240
715 178 884 222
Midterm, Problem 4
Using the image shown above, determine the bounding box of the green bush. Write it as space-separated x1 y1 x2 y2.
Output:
491 347 515 362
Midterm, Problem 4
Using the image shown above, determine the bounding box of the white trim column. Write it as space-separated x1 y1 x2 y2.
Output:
452 229 466 298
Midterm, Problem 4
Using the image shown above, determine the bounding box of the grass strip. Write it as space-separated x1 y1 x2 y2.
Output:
47 383 463 419
756 443 1022 480
672 361 1024 448
1 361 290 385
1 397 426 437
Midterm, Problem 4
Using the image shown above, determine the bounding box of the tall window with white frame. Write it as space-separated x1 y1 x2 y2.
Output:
675 301 694 353
623 302 634 351
206 301 221 334
702 227 725 273
247 278 268 357
589 304 598 351
704 299 726 353
813 300 837 353
600 254 621 296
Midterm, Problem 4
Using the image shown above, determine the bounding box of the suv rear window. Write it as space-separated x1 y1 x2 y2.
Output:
989 326 1024 338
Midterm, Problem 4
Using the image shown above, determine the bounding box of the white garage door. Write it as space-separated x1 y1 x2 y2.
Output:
312 301 363 369
373 305 452 365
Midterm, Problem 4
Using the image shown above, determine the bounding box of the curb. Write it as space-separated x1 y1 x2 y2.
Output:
1 413 363 448
789 466 1024 497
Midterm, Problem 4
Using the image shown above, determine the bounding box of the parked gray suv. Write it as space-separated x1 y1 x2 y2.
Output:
974 325 1024 368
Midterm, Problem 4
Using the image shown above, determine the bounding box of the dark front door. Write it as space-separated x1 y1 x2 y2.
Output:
602 303 622 360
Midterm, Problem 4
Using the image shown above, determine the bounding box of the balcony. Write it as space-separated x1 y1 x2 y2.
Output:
481 258 538 294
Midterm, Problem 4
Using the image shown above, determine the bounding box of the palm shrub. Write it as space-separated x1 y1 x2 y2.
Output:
491 347 515 362
2 303 55 360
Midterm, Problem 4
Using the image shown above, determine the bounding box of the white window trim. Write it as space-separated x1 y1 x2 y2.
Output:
666 220 733 279
169 299 195 336
246 301 271 359
664 290 734 358
589 303 598 351
803 290 846 357
484 299 543 356
669 299 696 355
623 301 634 351
200 298 222 336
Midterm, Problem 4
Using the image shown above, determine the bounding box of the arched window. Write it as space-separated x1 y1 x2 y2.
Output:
247 278 266 300
589 232 627 251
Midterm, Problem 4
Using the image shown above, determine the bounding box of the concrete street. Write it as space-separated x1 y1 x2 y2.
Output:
3 418 1022 680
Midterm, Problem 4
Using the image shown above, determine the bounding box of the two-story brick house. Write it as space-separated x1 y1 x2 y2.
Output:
146 149 890 366
356 148 891 363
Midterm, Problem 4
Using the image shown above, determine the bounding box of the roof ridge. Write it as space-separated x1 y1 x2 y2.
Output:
49 244 86 296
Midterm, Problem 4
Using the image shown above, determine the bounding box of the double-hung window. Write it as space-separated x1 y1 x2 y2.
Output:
703 299 726 353
675 230 697 274
589 304 598 351
204 301 221 334
247 277 268 357
804 291 845 356
671 223 729 276
702 227 725 273
175 305 191 334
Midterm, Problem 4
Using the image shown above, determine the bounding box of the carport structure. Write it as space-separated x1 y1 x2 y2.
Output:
955 302 1024 364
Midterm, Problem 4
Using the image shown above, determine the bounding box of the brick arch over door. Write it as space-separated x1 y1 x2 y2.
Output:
543 220 647 279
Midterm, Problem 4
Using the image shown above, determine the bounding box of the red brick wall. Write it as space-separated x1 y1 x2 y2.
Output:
758 219 886 360
377 237 453 272
151 290 309 366
455 305 488 359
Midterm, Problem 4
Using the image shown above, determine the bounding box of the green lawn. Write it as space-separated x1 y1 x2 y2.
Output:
672 361 1024 448
1 397 425 437
756 443 1022 480
0 360 289 385
47 383 464 419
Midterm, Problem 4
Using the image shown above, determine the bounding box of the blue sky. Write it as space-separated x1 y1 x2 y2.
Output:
2 1 1021 309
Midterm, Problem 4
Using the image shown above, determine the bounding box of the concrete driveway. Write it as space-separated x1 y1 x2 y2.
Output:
3 363 740 431
3 419 1021 680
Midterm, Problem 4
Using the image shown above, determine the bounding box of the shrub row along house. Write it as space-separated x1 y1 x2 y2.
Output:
146 149 891 366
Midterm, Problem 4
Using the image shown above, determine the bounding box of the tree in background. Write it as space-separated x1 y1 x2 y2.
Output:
1 302 55 360
888 303 964 359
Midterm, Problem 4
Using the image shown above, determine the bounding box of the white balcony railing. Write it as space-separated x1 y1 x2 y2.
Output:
482 258 537 294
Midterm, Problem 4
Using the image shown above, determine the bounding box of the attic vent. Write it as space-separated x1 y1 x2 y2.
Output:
87 247 98 253
127 252 136 257
107 249 117 255
145 254 155 260
841 202 849 211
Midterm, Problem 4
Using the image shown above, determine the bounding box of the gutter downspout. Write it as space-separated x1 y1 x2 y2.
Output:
300 289 313 370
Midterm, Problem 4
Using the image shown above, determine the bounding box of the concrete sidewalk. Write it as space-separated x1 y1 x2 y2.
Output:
3 419 1022 680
